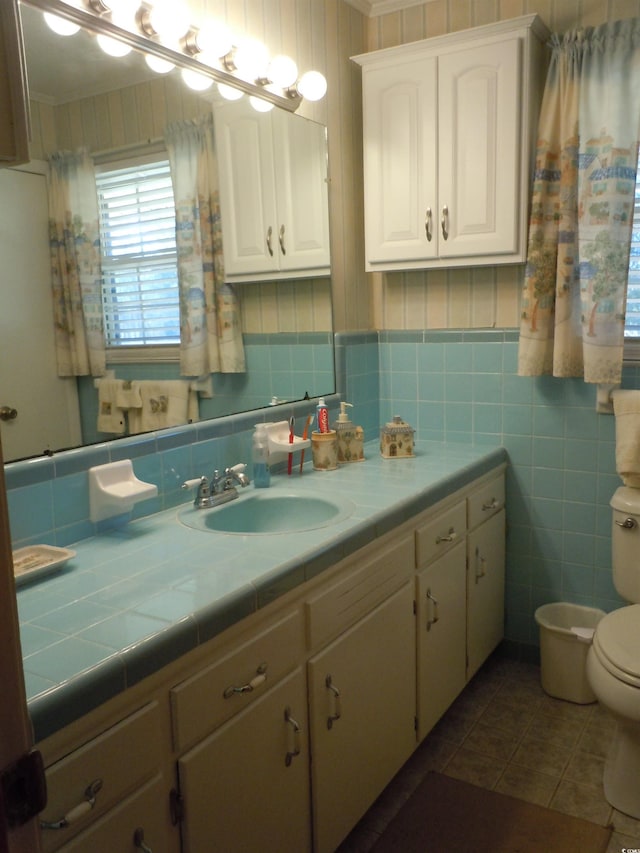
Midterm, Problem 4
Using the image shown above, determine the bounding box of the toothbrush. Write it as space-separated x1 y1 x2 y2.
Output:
299 413 313 473
288 416 295 475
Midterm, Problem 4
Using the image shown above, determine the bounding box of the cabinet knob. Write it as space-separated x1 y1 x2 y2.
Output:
284 706 302 766
223 663 268 698
426 588 439 631
425 208 432 241
134 827 153 852
40 779 103 830
441 205 449 240
325 674 342 730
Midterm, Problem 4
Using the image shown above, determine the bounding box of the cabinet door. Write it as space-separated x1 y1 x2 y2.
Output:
467 509 506 679
274 111 331 275
438 38 521 258
178 668 311 853
362 56 438 264
308 583 416 853
416 542 467 741
215 104 279 277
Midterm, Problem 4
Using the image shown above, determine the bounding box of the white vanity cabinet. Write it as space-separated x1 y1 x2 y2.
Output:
214 101 331 282
353 15 549 272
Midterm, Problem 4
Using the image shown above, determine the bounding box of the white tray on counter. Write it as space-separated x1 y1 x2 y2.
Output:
12 545 76 587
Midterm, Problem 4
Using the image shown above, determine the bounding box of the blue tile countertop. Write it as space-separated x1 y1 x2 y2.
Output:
17 440 507 742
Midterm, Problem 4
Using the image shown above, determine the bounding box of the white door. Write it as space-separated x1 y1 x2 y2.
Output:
0 438 43 852
0 164 81 461
362 56 438 265
438 38 521 258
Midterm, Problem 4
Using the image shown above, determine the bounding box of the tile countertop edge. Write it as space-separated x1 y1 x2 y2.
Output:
24 442 508 742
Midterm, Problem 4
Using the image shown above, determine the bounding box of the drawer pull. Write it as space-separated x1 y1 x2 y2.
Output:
223 663 268 698
426 589 439 631
134 827 153 852
441 204 449 240
482 498 500 512
279 224 286 255
266 226 274 256
475 547 486 582
435 527 457 545
41 779 102 830
425 207 432 241
325 675 342 730
284 707 301 766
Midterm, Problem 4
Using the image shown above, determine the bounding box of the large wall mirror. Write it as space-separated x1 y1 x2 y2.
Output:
0 0 334 463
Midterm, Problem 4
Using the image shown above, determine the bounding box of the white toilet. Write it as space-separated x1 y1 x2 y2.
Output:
586 486 640 818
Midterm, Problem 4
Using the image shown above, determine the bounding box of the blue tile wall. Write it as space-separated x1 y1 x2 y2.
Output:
7 328 640 661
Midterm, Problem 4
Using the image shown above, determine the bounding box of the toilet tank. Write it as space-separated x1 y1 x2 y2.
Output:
611 486 640 602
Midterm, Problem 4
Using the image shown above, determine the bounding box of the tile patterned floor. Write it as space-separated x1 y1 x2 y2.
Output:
337 654 640 853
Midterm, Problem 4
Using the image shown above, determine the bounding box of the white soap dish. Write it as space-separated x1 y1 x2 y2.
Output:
89 459 158 523
13 545 76 586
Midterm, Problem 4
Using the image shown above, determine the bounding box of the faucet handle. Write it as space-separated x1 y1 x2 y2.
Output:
182 476 211 507
227 463 247 476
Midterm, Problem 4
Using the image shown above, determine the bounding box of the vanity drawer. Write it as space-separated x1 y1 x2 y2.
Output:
415 500 467 567
306 533 414 649
40 702 161 853
467 474 505 530
171 609 304 752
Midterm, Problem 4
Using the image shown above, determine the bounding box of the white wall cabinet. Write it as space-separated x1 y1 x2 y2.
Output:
36 466 505 853
353 15 549 272
214 101 331 282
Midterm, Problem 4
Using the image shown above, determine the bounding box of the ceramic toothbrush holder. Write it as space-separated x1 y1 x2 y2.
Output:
311 430 338 471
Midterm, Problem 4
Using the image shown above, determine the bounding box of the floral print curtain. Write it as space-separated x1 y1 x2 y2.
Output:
48 149 105 377
518 18 640 384
164 114 245 377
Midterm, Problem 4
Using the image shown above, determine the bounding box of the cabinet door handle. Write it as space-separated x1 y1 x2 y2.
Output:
426 588 439 631
279 224 286 255
435 527 457 545
284 706 301 766
425 208 432 241
40 779 103 830
223 663 268 698
475 547 486 582
482 498 500 512
266 225 274 256
441 205 449 240
325 674 342 730
134 827 153 852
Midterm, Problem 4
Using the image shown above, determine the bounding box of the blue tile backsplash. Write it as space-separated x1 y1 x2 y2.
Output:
7 329 640 661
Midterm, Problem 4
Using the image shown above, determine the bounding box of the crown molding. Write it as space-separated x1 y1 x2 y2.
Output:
343 0 435 17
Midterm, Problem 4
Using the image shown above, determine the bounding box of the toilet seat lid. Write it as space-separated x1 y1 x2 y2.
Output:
594 604 640 685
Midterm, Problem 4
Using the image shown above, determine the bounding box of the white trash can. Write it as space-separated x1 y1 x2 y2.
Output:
534 602 606 704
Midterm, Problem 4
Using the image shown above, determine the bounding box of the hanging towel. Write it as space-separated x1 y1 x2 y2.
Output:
115 379 142 410
130 381 198 433
612 390 640 487
97 379 126 434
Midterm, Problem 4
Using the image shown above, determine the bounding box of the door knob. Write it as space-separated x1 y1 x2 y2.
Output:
0 406 17 421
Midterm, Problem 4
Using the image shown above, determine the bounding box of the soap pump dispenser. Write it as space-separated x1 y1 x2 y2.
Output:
333 401 365 464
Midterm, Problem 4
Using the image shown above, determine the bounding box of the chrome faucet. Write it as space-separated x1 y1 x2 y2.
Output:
182 464 250 509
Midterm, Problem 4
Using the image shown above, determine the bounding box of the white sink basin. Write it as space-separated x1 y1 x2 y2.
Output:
178 490 355 535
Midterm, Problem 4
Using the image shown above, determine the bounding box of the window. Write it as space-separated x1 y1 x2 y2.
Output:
626 161 640 338
96 157 180 348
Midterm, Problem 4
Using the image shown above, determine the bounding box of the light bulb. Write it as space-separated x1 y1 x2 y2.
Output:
43 12 80 36
181 68 213 92
145 54 175 74
233 38 269 82
148 0 191 42
97 34 132 57
195 21 233 59
267 55 298 89
297 70 327 101
249 95 275 113
217 82 244 101
105 0 139 26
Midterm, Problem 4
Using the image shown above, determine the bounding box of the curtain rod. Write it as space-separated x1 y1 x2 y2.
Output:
92 137 165 164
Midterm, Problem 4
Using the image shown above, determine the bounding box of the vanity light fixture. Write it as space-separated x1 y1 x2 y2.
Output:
43 11 80 34
181 67 213 92
29 0 327 112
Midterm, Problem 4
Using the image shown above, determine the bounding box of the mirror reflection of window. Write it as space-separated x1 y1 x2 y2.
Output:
96 155 180 348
